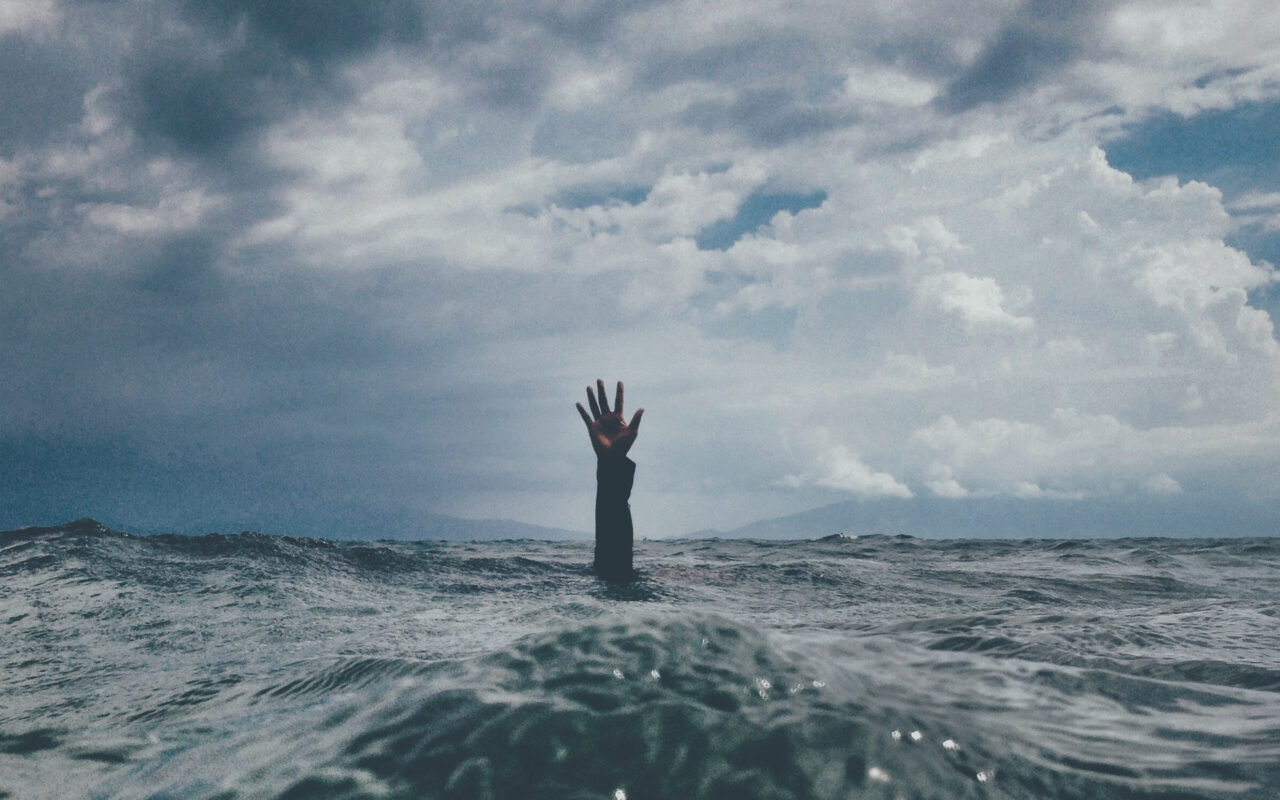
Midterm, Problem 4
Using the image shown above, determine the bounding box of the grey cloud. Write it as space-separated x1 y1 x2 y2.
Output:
681 87 852 147
467 60 550 110
939 0 1106 112
869 34 968 82
524 0 660 46
699 305 797 348
530 108 636 162
119 40 282 156
187 0 427 63
131 233 225 301
638 34 824 91
0 33 94 155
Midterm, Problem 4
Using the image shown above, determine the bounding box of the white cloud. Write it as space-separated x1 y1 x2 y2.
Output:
783 443 913 498
0 0 58 34
917 271 1035 330
80 189 222 235
1142 473 1183 495
907 408 1280 501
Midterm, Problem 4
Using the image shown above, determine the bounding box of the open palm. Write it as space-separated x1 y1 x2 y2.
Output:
576 379 644 460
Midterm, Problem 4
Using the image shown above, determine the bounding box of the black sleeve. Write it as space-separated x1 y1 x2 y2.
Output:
593 456 635 580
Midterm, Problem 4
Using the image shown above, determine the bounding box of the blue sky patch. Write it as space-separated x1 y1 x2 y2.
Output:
550 185 651 210
695 189 827 251
1104 100 1280 198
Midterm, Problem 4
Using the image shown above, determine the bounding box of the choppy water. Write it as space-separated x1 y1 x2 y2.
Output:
2 519 1278 799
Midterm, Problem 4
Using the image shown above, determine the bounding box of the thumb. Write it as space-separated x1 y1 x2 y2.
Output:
629 408 644 434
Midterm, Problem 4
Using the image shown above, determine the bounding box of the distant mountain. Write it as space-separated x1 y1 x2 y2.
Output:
687 492 1278 539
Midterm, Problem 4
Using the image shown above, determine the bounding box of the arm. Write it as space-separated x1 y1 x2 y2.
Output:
576 379 644 580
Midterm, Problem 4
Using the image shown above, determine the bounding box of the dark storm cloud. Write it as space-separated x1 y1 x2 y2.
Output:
0 0 642 535
0 212 629 534
0 256 436 533
188 0 427 62
939 0 1106 112
116 1 428 157
112 0 647 154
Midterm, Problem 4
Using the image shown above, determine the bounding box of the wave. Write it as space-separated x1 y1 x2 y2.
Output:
101 615 998 799
6 520 1280 799
79 613 1275 799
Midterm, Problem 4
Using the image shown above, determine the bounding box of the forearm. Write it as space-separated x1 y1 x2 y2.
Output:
593 456 635 579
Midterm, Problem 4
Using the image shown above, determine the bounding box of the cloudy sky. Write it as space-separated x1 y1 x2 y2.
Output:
3 0 1278 538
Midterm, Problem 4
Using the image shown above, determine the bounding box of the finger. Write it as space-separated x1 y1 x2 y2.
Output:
586 385 601 418
576 402 593 429
615 381 624 417
597 379 610 414
629 408 644 434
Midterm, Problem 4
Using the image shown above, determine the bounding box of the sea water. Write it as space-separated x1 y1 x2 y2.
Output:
2 519 1278 799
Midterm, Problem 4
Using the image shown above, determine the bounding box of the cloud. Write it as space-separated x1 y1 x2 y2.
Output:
695 189 827 251
917 271 1035 330
1142 473 1182 494
0 0 58 34
681 87 852 147
939 0 1107 112
907 408 1280 499
2 0 1279 538
112 0 427 157
782 442 913 499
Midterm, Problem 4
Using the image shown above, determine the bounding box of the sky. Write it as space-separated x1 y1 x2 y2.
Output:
2 0 1279 538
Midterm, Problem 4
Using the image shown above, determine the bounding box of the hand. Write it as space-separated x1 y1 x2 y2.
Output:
576 379 644 461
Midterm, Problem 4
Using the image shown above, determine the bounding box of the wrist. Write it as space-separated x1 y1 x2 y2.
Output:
596 455 635 497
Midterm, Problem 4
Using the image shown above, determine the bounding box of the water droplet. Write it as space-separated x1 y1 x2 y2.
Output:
942 738 959 751
867 766 891 783
890 729 902 742
909 730 923 743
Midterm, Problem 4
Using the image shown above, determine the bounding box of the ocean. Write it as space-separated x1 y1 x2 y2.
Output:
2 519 1278 799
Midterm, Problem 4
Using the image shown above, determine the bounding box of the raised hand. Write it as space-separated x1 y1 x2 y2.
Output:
576 379 644 461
